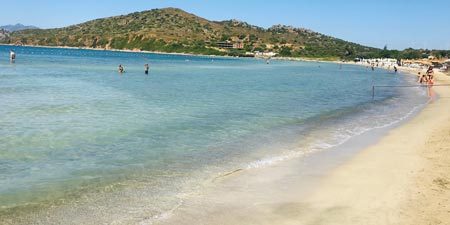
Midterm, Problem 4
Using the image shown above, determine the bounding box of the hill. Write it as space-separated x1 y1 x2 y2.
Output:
0 23 39 32
0 8 385 59
0 29 9 42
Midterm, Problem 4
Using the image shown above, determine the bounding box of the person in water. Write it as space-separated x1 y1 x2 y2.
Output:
118 64 124 73
145 63 149 75
419 74 428 84
10 50 16 62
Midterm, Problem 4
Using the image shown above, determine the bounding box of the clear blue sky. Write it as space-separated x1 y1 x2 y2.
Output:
2 0 450 50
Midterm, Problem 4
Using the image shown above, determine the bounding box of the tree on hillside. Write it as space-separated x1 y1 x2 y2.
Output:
380 45 391 58
279 46 292 56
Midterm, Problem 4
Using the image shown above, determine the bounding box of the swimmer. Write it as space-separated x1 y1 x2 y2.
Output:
145 63 149 75
10 50 16 62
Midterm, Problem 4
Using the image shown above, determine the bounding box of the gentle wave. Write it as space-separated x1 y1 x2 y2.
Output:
245 97 428 170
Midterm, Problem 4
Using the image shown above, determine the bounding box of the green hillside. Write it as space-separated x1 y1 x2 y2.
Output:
1 7 384 59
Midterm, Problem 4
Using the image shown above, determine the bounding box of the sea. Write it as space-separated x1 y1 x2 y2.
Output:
0 45 429 224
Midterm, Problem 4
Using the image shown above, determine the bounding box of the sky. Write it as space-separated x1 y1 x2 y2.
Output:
1 0 450 50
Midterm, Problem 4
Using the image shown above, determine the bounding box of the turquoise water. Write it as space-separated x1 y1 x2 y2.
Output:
0 46 428 223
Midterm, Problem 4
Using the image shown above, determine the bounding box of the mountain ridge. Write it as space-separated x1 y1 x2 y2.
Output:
0 23 39 32
1 8 435 60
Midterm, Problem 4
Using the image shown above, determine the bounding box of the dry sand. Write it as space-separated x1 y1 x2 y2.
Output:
396 69 450 225
155 68 450 225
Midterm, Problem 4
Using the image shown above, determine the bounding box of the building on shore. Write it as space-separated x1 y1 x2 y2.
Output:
253 51 278 58
216 42 244 49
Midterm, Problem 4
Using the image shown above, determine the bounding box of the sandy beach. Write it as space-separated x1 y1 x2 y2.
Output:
284 69 450 225
153 68 450 225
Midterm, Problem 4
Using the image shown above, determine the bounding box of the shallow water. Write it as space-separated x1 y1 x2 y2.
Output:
0 45 428 223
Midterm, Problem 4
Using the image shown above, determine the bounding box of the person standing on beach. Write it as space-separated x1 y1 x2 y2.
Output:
145 63 149 75
426 66 434 77
118 64 124 73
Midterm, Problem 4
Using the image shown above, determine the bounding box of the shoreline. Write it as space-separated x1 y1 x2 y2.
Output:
296 69 450 224
0 43 342 62
150 70 450 224
0 43 223 58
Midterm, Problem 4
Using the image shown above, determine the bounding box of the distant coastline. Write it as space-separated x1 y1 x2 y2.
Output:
0 43 237 58
1 43 343 64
